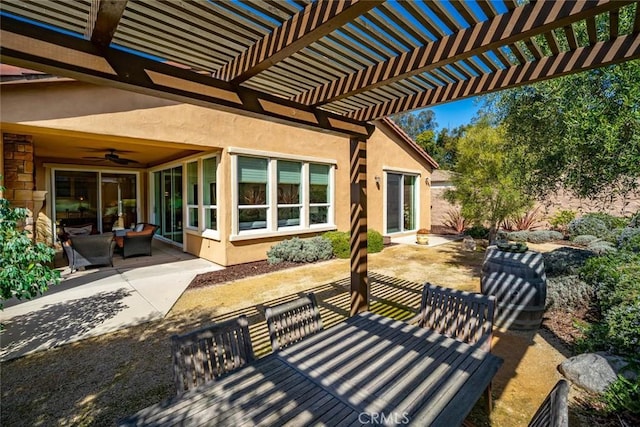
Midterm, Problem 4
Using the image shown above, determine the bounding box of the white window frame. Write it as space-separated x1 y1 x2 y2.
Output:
229 148 336 241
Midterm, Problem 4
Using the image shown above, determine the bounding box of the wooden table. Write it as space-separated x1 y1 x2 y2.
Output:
121 312 503 426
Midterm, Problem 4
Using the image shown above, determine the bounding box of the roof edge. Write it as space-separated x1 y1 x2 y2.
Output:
376 117 439 169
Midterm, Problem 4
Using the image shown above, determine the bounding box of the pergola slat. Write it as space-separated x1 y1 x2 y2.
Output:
89 0 127 48
346 32 640 122
216 0 382 83
293 0 632 106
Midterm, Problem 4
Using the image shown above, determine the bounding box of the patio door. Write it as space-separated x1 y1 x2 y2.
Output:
101 173 137 232
153 166 183 244
385 172 417 234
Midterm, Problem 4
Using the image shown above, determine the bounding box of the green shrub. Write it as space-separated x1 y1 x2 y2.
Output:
629 211 640 228
579 252 640 357
568 216 609 238
549 209 576 230
601 374 640 415
605 227 626 244
466 225 489 239
267 236 333 264
572 235 599 246
527 230 564 243
322 230 385 258
546 275 594 310
542 247 595 277
506 230 529 242
367 229 384 253
583 212 629 230
618 227 640 250
588 240 617 255
322 231 350 259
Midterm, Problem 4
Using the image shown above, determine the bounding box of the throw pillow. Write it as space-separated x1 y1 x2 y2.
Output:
134 223 145 232
65 224 93 236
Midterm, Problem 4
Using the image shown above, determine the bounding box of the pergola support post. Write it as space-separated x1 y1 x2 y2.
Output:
349 137 368 316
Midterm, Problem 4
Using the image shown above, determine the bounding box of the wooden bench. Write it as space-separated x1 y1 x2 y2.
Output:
529 379 569 427
417 283 496 412
265 293 323 352
170 315 255 395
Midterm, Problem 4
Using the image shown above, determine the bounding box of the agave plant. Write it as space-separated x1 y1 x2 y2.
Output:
442 208 467 234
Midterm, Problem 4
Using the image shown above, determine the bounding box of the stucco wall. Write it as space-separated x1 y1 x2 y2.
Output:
2 80 433 265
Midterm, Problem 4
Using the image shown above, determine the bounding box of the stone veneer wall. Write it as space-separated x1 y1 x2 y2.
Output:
2 133 36 237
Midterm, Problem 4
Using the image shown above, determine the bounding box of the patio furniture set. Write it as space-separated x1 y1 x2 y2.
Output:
59 223 158 272
120 284 569 426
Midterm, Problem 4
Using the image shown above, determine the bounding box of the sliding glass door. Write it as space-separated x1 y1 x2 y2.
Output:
53 170 138 234
153 166 183 244
385 172 417 234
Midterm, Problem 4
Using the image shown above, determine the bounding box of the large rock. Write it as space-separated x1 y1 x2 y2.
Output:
558 352 638 393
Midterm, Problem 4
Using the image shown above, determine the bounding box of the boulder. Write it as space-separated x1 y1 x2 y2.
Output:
462 236 476 251
558 352 638 393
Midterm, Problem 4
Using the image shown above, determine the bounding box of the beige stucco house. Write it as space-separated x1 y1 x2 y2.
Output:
1 70 437 266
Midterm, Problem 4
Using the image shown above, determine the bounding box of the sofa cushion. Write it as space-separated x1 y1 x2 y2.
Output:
134 223 145 232
64 224 93 236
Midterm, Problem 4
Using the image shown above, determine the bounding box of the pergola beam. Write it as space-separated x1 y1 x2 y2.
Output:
294 0 632 106
0 15 373 139
89 0 128 48
215 0 382 84
348 33 640 121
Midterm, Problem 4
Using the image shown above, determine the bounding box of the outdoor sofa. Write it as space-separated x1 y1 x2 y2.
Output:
62 233 116 272
114 223 158 259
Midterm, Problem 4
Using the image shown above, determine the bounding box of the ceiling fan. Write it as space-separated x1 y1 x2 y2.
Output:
83 149 139 165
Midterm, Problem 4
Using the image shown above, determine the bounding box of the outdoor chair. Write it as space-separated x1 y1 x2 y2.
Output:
171 315 255 396
113 223 158 258
265 293 323 352
417 283 496 412
62 233 115 273
528 379 569 427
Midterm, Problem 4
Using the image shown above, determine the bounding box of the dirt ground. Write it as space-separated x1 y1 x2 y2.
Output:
0 241 597 426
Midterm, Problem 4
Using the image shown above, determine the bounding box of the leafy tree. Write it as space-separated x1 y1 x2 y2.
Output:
444 120 533 242
0 185 60 309
390 109 437 140
415 126 467 169
486 59 640 203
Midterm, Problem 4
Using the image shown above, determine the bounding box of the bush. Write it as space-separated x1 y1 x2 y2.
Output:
322 230 384 258
583 212 629 230
506 230 529 242
572 235 599 246
549 209 576 231
629 211 640 228
322 231 350 259
601 375 640 415
542 247 595 277
588 240 617 255
526 230 564 243
546 275 594 310
465 225 489 239
579 251 640 357
618 227 640 250
367 229 384 253
267 236 333 264
568 216 609 239
503 207 542 231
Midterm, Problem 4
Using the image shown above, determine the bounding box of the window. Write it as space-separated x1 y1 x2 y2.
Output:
309 163 330 225
233 154 333 236
203 157 217 231
277 161 301 227
186 161 198 228
238 156 268 231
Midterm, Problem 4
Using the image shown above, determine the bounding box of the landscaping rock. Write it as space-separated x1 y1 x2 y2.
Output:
558 352 638 393
462 236 476 251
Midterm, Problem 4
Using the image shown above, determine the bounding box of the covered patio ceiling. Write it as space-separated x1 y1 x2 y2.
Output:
1 0 639 139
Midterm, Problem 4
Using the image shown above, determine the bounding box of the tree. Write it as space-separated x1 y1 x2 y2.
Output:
444 121 533 242
390 109 437 140
486 60 640 204
0 185 60 309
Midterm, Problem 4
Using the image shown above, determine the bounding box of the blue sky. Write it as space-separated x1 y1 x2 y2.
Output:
427 97 483 131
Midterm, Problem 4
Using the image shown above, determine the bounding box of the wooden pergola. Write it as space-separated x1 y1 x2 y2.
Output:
2 0 639 314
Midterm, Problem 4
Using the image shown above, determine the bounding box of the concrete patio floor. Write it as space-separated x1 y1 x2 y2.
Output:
0 239 224 361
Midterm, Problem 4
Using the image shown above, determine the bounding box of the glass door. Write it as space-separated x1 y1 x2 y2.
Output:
154 166 183 244
101 173 137 232
386 173 417 234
